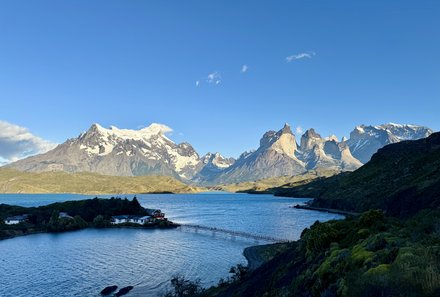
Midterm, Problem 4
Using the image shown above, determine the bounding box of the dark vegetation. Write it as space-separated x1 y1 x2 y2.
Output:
164 266 249 297
164 275 205 297
0 197 172 240
196 133 440 296
203 209 440 296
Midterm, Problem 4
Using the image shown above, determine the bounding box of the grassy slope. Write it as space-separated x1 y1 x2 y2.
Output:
0 168 203 194
216 169 339 193
208 210 440 297
267 132 440 216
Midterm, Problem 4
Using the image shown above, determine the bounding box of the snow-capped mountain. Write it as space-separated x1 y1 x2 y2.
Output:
207 124 363 185
200 152 235 169
5 122 433 185
192 152 236 183
205 124 307 184
299 129 362 171
346 123 433 163
7 123 201 179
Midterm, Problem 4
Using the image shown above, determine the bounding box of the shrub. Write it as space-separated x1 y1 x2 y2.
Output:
164 275 204 297
229 264 247 281
304 221 339 257
359 210 385 229
93 215 110 228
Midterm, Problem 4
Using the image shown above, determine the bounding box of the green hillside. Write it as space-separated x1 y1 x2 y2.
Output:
0 169 202 194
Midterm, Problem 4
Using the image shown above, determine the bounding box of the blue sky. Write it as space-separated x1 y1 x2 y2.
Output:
0 0 439 158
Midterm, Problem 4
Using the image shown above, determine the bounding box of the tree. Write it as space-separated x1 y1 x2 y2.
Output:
47 210 60 231
229 264 247 281
164 275 204 297
73 215 88 228
93 215 109 228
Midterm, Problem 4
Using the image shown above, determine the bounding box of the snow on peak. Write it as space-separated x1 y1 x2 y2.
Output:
354 125 365 133
88 123 172 141
325 134 339 142
141 123 173 135
387 122 404 128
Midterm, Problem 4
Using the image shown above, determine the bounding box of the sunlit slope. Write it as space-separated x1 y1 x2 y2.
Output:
0 168 202 194
217 169 339 193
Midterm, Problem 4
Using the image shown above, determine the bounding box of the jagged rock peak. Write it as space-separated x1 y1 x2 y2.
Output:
279 123 293 135
302 128 322 139
300 128 323 151
201 152 235 168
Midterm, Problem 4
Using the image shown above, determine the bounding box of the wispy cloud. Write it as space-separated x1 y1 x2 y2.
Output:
296 126 304 135
0 120 57 164
196 72 222 87
286 52 316 63
207 72 222 84
241 65 248 73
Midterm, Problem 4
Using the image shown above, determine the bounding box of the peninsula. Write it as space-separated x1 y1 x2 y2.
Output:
0 197 177 240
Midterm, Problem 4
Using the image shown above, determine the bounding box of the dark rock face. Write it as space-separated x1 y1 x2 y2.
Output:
115 286 134 297
100 285 118 295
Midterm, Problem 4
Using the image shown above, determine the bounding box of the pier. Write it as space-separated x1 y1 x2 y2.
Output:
177 223 290 243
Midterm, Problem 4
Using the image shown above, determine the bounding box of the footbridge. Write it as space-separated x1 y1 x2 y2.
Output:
177 223 290 243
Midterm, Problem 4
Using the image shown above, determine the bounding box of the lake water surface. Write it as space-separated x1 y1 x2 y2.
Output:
0 193 343 297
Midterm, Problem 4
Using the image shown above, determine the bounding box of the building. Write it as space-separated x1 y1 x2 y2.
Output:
59 212 73 219
5 214 29 225
111 215 153 225
145 209 165 219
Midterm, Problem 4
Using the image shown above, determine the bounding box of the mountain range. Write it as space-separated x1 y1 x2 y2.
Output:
269 130 440 216
5 122 433 184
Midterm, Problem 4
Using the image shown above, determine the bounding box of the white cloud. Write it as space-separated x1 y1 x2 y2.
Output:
241 65 248 73
296 126 304 135
286 52 316 63
196 72 222 86
207 72 222 85
0 120 57 164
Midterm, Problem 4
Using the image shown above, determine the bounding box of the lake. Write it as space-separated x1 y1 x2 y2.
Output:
0 193 343 297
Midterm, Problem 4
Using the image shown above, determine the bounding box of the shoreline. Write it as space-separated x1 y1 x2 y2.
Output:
0 223 180 241
243 245 266 271
292 204 360 216
243 242 292 271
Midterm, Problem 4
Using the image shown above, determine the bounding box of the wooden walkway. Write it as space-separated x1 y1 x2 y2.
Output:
177 223 290 243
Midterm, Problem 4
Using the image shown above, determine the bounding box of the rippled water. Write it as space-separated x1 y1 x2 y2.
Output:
0 193 343 297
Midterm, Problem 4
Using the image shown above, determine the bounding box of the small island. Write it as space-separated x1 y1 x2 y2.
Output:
0 197 177 240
